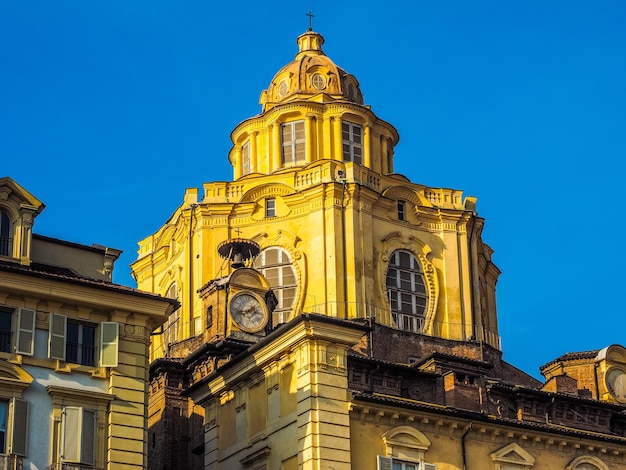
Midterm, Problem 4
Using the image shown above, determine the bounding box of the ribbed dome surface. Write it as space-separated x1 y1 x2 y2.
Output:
260 30 363 111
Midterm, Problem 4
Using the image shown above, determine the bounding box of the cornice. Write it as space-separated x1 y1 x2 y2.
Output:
0 270 177 318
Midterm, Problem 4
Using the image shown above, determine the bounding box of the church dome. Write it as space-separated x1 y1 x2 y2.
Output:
260 30 364 112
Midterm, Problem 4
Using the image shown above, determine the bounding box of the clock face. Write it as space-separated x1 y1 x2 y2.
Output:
606 367 626 402
230 293 267 333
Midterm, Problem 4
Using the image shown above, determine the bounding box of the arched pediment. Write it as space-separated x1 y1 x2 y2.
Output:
566 455 610 470
0 360 33 398
381 425 431 461
154 224 177 252
490 442 535 468
240 183 295 204
382 186 432 208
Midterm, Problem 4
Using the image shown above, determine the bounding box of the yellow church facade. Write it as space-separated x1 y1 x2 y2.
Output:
133 29 626 470
132 29 500 361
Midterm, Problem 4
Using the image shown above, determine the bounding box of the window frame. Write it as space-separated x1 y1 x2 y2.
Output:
386 250 428 333
0 210 12 257
265 198 276 218
47 385 114 469
377 456 436 470
397 200 406 221
281 120 306 167
342 121 363 164
0 309 12 354
254 247 297 324
165 283 180 346
48 314 119 368
61 406 97 465
0 361 32 458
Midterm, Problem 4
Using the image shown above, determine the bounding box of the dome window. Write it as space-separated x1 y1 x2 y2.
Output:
278 80 290 97
311 73 326 90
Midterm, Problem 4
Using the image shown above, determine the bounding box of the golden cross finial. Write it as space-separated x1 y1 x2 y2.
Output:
306 11 314 31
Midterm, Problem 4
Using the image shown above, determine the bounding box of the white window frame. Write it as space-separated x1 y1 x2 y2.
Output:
254 247 297 324
281 121 305 166
265 198 276 218
342 121 363 164
377 456 436 470
386 251 428 333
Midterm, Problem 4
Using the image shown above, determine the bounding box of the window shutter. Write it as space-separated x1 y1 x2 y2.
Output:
62 406 81 462
422 463 438 470
48 313 67 360
377 456 393 470
100 322 119 367
8 398 28 456
16 308 35 355
81 409 96 465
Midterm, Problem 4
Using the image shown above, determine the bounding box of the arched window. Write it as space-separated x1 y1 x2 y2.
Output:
0 211 12 257
165 283 180 346
567 456 610 470
254 247 297 324
385 250 427 333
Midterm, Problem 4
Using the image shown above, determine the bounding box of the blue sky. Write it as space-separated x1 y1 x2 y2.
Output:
2 1 625 378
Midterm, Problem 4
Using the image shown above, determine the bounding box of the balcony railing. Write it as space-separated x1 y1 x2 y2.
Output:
302 301 502 350
46 464 103 470
0 455 23 470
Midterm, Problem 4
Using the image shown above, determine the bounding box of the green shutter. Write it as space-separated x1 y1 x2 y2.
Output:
62 406 80 462
48 313 67 360
9 398 28 456
100 322 119 367
81 409 96 465
377 456 393 470
16 308 35 355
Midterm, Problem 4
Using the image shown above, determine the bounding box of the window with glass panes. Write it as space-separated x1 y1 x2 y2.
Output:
66 321 96 367
0 309 11 353
385 250 427 333
254 248 297 324
265 198 276 217
397 201 406 221
166 283 180 346
342 122 363 164
0 400 6 454
0 211 11 257
281 121 305 166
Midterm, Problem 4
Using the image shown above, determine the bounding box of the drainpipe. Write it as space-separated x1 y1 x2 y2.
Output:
461 421 472 470
188 204 198 336
339 171 348 318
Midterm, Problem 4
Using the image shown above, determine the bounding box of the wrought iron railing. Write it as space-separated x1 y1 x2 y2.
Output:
302 301 502 350
0 454 23 470
46 464 103 470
